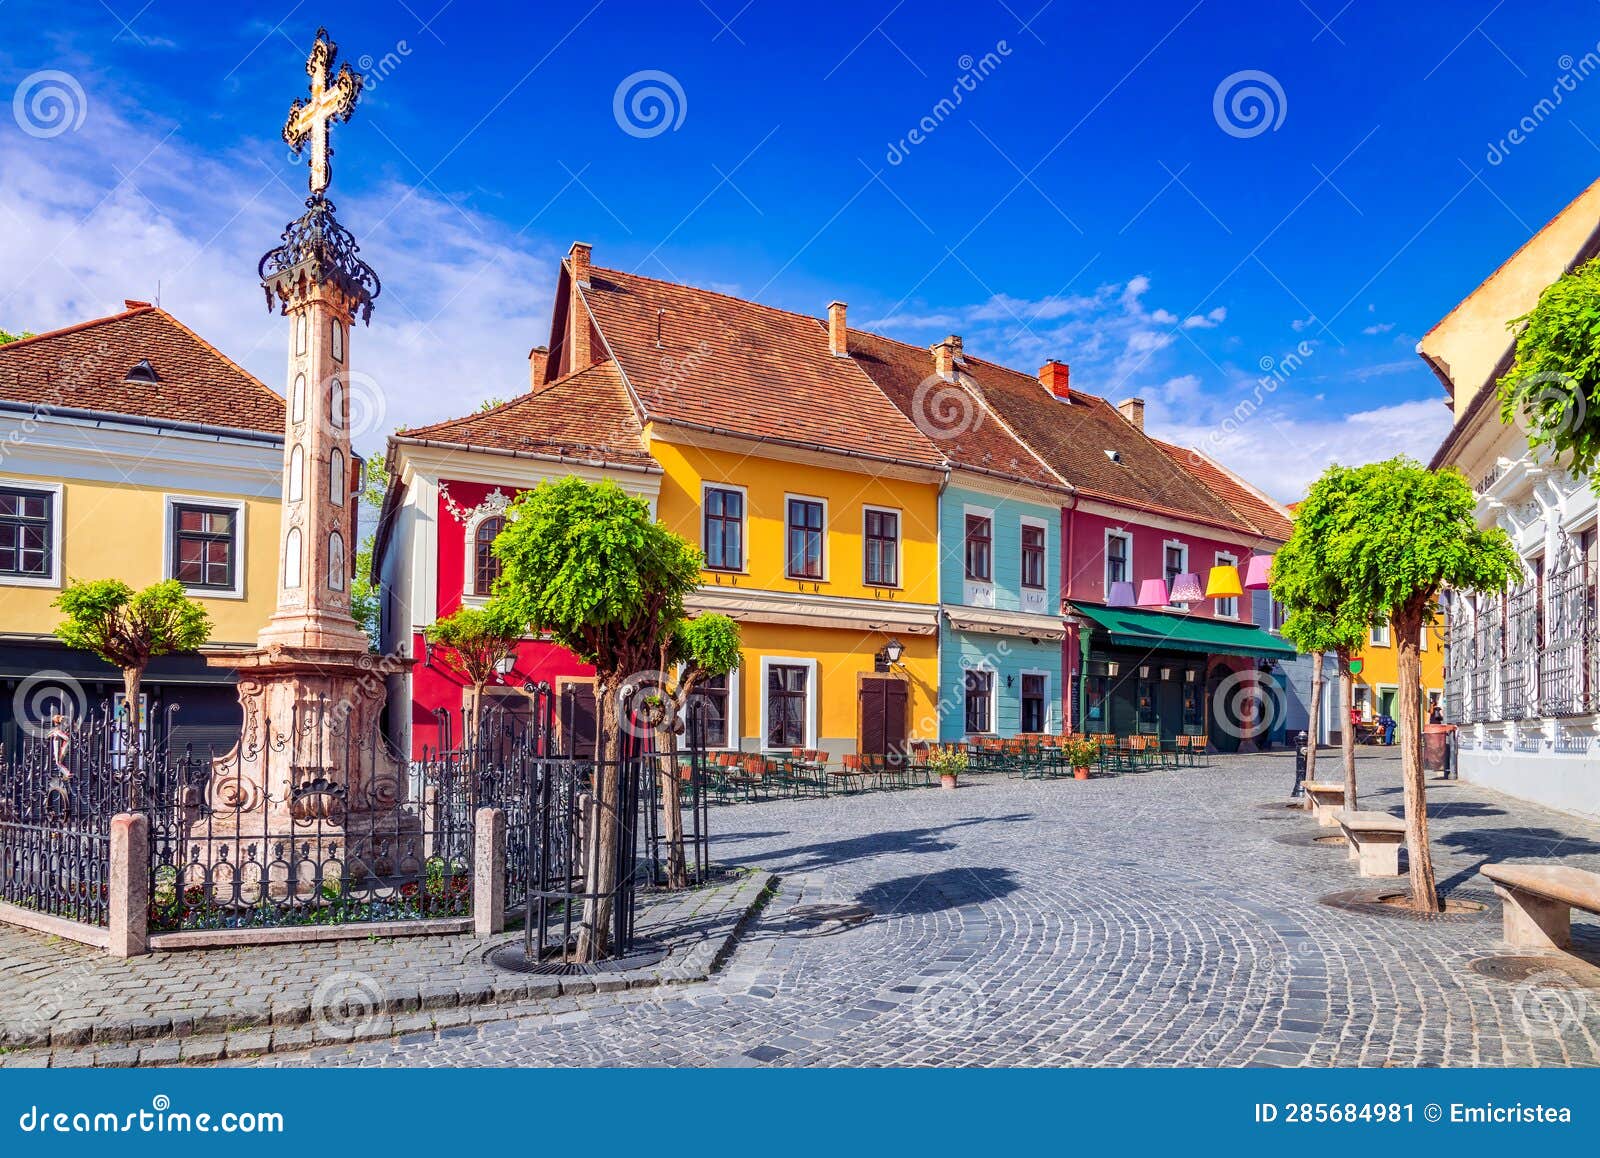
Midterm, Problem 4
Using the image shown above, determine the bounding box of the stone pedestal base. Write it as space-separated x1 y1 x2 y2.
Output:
1493 885 1572 950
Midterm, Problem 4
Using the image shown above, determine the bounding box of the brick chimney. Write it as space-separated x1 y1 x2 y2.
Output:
931 334 964 379
567 241 593 370
828 301 848 357
1117 397 1146 431
528 346 548 389
124 299 151 310
1039 360 1070 401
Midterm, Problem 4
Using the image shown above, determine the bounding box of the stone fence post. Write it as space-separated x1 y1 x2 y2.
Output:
473 806 506 937
108 812 149 958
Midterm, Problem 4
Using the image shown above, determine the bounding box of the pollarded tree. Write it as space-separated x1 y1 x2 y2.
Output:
1323 458 1520 912
54 579 211 769
1498 256 1600 479
1273 465 1371 809
491 477 703 959
646 613 742 890
425 600 522 750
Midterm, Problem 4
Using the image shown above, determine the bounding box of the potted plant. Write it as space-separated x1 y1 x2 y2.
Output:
1064 737 1100 780
928 746 967 790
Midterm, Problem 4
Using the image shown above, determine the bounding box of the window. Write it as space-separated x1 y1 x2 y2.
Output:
1353 685 1372 721
1106 531 1130 588
1182 681 1203 731
328 531 346 591
329 377 345 429
291 374 306 423
767 664 808 747
1214 552 1238 618
171 504 236 591
288 445 305 503
474 517 505 595
691 674 730 748
964 514 992 582
703 487 744 571
1270 595 1287 632
1163 541 1187 606
0 486 53 580
1370 624 1391 647
1021 673 1047 733
786 498 824 579
331 319 344 362
864 508 899 586
1086 676 1109 729
329 448 345 505
964 669 994 734
294 313 308 356
1021 523 1046 590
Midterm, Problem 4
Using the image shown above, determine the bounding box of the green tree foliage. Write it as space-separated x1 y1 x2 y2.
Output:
1317 458 1520 911
347 449 390 650
54 579 211 762
492 478 707 950
1498 257 1600 478
0 328 35 345
425 601 523 745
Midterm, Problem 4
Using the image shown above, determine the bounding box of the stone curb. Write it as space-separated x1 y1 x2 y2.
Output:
2 871 776 1069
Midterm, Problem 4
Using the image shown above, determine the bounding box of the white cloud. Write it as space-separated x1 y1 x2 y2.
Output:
1182 306 1226 329
0 80 558 457
1362 322 1395 335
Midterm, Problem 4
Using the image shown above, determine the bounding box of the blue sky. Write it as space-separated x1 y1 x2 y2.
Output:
3 0 1597 498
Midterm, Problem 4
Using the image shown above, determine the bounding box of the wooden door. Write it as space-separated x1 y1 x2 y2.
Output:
858 677 909 764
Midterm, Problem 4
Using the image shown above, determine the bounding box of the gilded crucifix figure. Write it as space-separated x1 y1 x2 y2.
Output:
282 27 363 196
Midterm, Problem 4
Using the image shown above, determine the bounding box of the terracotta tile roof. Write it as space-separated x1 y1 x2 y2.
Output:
0 303 283 435
943 363 1249 529
845 329 1069 493
397 359 653 466
1151 439 1294 541
579 267 945 469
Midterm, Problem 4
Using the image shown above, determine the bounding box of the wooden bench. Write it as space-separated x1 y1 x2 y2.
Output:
1333 809 1406 877
1481 863 1600 950
1303 781 1346 826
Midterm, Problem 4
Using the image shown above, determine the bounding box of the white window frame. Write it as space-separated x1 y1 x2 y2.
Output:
1163 538 1189 609
1213 551 1239 619
862 503 903 589
1370 624 1391 647
961 503 997 607
162 494 246 600
1019 668 1052 734
462 507 508 607
759 656 818 750
783 494 829 583
1104 528 1133 593
962 660 998 735
680 667 742 751
1019 515 1049 607
702 481 749 575
0 478 63 589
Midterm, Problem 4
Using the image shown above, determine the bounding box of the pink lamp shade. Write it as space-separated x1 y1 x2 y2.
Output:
1137 579 1170 607
1168 572 1204 603
1106 581 1137 608
1204 564 1244 600
1243 554 1274 590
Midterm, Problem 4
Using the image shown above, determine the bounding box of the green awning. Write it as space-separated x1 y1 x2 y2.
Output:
1070 602 1299 661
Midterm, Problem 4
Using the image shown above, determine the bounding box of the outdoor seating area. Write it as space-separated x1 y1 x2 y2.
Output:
671 732 1211 806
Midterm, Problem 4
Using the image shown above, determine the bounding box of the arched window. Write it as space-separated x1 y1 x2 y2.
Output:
328 531 346 591
329 448 344 505
284 527 302 589
294 313 307 355
287 444 304 503
331 319 344 362
329 378 345 429
474 516 504 595
291 374 306 423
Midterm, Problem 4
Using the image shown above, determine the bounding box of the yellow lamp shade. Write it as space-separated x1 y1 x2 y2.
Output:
1204 564 1243 600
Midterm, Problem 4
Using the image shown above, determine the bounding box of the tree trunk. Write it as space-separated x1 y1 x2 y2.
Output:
655 723 689 890
121 667 144 808
1339 654 1357 812
1393 607 1439 912
576 673 622 961
464 682 484 754
1304 650 1324 785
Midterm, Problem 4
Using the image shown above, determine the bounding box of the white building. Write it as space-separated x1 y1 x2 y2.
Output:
1425 176 1600 817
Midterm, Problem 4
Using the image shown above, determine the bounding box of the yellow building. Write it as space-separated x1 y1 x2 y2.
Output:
1350 617 1448 732
544 245 953 756
0 302 284 752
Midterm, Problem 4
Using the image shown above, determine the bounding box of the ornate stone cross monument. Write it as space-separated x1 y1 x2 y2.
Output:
202 27 408 852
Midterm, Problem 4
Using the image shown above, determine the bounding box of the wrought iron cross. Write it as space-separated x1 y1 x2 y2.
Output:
281 27 363 196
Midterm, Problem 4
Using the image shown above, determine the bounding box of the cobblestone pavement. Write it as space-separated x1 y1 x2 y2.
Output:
213 749 1600 1068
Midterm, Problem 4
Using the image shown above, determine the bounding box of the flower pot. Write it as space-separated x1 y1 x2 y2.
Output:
1073 766 1090 780
940 772 958 790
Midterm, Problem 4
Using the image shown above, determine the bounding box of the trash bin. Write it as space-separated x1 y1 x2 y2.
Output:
1422 723 1454 772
